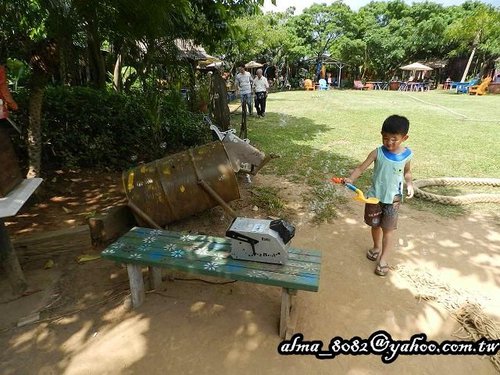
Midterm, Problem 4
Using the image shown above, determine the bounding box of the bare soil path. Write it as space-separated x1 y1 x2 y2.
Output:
1 171 499 374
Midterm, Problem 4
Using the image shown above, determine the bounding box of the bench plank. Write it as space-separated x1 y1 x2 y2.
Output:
102 227 321 292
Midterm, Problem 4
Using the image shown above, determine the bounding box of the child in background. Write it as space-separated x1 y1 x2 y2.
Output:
345 115 414 276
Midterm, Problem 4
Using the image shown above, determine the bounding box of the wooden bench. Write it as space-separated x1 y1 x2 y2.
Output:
101 226 321 338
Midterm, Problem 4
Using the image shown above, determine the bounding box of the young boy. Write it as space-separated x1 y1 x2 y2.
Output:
345 115 414 276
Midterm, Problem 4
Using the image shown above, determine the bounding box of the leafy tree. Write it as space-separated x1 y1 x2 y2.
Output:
445 1 500 80
289 2 354 77
1 0 272 176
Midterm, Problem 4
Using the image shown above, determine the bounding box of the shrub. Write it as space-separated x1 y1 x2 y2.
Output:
11 86 211 170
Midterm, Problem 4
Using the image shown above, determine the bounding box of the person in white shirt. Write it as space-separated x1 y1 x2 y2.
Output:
235 64 253 115
253 68 269 117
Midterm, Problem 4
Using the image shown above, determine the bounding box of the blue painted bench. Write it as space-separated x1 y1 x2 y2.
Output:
101 226 321 338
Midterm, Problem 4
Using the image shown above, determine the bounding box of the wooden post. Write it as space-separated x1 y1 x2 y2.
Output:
127 200 162 229
280 288 298 339
197 179 237 219
148 266 162 290
240 98 247 139
127 263 145 308
0 219 28 295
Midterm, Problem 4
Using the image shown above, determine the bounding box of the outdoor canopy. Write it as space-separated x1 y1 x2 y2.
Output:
400 62 433 71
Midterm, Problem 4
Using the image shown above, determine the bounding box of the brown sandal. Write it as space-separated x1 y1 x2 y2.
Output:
375 263 390 276
366 248 380 261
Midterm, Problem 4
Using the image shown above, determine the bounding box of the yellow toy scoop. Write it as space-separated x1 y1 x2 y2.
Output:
330 177 380 204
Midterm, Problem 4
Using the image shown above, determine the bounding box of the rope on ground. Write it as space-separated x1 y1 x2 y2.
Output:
407 95 500 123
394 264 500 372
408 94 468 119
454 304 500 372
413 177 500 205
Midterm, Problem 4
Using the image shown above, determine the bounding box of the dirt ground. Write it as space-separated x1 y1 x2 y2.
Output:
0 170 499 375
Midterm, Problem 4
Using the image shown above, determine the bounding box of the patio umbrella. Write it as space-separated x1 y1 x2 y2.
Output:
245 61 263 69
400 62 433 71
400 62 433 80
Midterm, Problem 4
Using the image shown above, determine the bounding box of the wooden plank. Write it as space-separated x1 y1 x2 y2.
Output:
133 226 322 257
103 238 320 278
119 227 322 263
88 205 136 244
102 227 321 292
0 178 43 218
103 228 321 282
103 245 319 290
106 228 322 274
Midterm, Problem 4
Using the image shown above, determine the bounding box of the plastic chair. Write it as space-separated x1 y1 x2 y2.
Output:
469 76 492 95
450 77 480 94
319 79 328 90
353 80 367 90
304 79 314 91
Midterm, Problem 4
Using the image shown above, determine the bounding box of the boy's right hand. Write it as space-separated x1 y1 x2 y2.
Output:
344 178 353 184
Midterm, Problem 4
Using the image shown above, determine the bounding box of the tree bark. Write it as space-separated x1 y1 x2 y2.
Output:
461 46 477 83
189 60 197 112
27 75 46 178
461 31 481 83
0 220 28 295
212 71 230 131
113 53 123 92
86 19 106 89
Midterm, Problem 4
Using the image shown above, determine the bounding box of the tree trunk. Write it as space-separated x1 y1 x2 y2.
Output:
461 31 481 83
0 220 28 295
27 79 45 178
212 71 230 131
461 46 476 83
58 42 67 85
86 20 106 89
113 53 123 92
189 60 197 112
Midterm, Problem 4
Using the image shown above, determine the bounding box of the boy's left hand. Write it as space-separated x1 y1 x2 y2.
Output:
407 185 414 198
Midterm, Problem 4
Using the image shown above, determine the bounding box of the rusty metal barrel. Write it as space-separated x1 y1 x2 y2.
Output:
122 141 240 227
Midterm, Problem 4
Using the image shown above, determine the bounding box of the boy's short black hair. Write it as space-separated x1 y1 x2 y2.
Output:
238 63 246 69
381 115 410 135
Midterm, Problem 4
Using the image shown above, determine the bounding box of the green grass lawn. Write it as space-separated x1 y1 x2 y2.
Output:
232 89 500 219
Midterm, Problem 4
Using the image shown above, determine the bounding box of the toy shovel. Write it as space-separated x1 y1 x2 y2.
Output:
330 177 380 204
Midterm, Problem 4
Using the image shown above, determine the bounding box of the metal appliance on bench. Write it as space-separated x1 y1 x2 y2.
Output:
226 217 295 265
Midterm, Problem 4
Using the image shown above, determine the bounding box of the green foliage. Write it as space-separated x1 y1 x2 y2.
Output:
445 2 500 57
12 87 211 169
157 89 212 149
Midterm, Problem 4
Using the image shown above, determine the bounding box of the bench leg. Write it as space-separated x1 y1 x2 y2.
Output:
148 266 162 290
127 264 145 308
280 288 298 339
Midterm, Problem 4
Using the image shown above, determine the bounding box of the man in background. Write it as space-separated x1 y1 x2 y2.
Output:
235 64 253 116
253 68 269 118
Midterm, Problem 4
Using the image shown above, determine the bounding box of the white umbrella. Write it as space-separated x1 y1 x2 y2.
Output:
245 61 263 69
400 62 433 71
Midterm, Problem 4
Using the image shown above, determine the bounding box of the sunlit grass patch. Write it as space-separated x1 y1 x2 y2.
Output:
235 90 500 218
